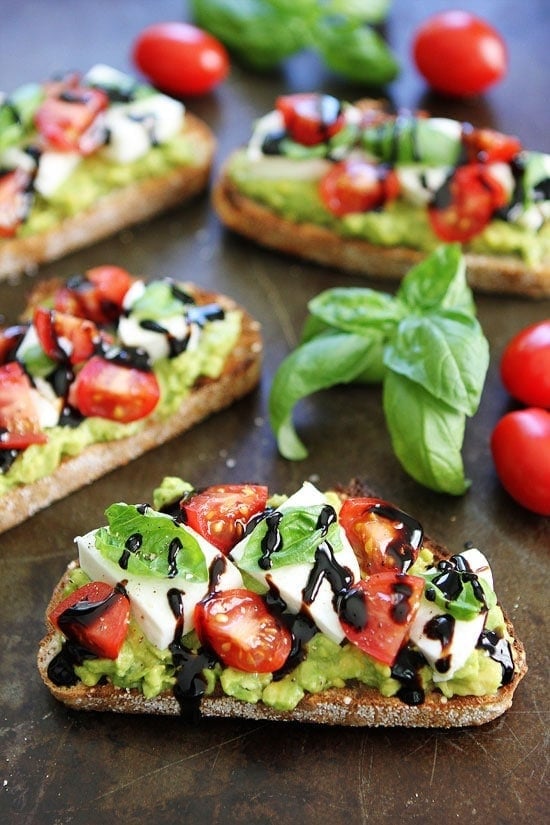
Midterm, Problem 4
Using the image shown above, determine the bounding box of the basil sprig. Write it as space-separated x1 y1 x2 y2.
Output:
268 245 489 495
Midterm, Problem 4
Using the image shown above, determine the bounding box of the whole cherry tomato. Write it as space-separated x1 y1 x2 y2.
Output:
491 408 550 516
412 11 507 97
500 320 550 409
132 22 229 97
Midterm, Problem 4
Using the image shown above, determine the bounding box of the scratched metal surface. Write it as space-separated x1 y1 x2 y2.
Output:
1 1 549 823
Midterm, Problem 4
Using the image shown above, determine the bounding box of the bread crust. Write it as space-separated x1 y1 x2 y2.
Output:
0 287 262 533
0 113 216 280
37 526 527 728
213 164 550 299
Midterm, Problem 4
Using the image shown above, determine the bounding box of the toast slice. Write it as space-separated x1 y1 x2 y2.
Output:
37 481 527 728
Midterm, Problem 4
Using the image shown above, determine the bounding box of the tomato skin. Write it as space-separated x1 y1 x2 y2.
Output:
49 581 130 660
428 164 507 242
34 82 109 154
33 307 100 365
54 266 135 325
69 355 160 423
276 93 345 147
0 362 47 449
491 408 550 516
412 11 507 97
182 484 268 554
462 126 522 164
194 588 292 672
319 159 400 217
132 22 229 97
500 320 550 409
0 168 34 238
338 573 424 666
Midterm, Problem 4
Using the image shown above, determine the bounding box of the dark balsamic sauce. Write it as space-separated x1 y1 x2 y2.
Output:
391 647 427 706
478 630 515 685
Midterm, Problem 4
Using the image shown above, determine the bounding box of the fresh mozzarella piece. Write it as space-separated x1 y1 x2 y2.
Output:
122 278 146 310
487 162 515 199
102 94 184 164
83 63 135 91
247 109 284 160
76 525 243 650
0 146 37 174
101 110 151 163
31 378 61 428
507 200 550 231
117 314 189 362
459 546 493 589
397 165 451 206
34 151 82 198
231 482 361 643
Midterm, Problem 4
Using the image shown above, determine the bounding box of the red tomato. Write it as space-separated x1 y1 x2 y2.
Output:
412 11 507 97
49 581 130 660
462 126 522 164
338 573 424 666
276 93 345 147
194 588 292 672
132 22 229 97
0 168 34 238
491 408 550 516
500 320 550 409
319 159 400 217
34 81 108 154
0 324 26 365
428 164 508 242
69 355 160 422
0 362 47 449
339 498 423 576
54 266 135 324
182 484 268 554
34 307 100 365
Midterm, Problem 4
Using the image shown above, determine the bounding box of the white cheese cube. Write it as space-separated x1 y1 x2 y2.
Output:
34 151 81 198
117 313 189 362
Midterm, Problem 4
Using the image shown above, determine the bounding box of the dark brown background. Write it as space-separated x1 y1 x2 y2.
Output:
1 2 549 823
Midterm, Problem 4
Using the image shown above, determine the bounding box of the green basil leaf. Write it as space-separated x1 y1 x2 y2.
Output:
396 244 475 315
383 370 469 495
96 503 208 582
384 311 489 416
308 287 403 335
313 20 399 85
237 505 343 575
269 332 381 459
420 569 497 621
322 0 392 25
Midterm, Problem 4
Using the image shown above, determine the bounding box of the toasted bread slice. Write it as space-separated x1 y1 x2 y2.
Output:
37 486 527 728
0 286 262 533
0 113 215 280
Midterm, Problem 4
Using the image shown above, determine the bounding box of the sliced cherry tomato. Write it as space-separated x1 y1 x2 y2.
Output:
0 168 34 238
69 355 160 422
500 320 550 409
428 164 508 242
338 573 424 666
276 93 345 147
33 307 100 365
132 22 229 97
54 266 135 324
0 362 47 449
339 498 423 576
0 324 27 365
194 588 292 672
319 159 400 217
462 126 522 164
412 11 507 97
181 484 268 554
34 79 108 154
49 581 130 660
491 408 550 516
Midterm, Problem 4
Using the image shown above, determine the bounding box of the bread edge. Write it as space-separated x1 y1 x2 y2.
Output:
37 533 527 728
0 113 216 280
212 162 550 299
0 288 262 533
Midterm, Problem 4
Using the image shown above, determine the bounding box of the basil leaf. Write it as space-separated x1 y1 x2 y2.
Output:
308 287 403 335
237 505 343 575
269 332 383 459
95 503 208 582
397 243 475 314
313 19 399 85
420 569 497 621
129 280 186 320
384 311 489 416
383 371 469 495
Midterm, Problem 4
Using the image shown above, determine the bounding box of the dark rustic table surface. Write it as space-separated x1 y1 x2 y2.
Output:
1 2 549 823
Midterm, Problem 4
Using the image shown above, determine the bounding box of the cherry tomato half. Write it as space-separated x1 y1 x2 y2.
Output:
319 159 400 217
49 581 130 660
34 307 100 365
194 588 292 672
0 168 34 238
338 573 424 666
54 266 135 325
276 93 345 147
412 11 507 97
500 320 550 409
462 126 522 164
0 362 47 449
428 164 508 242
132 22 229 97
69 355 160 422
181 484 268 554
491 408 550 516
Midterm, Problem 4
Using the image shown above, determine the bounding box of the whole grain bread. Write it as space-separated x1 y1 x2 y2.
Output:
0 113 215 281
213 164 550 299
0 286 262 533
37 493 527 728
